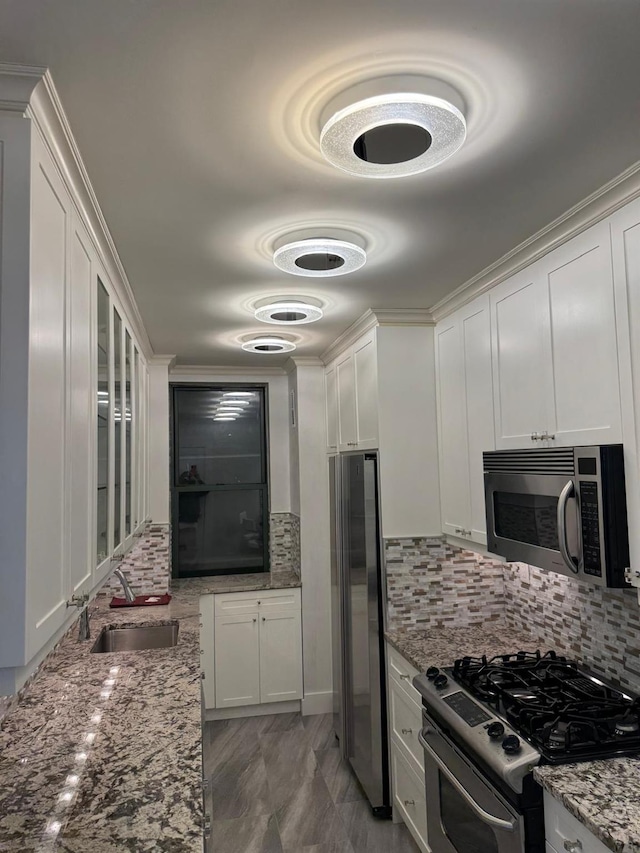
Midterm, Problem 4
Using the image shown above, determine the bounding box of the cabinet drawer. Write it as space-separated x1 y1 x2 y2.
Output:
389 680 424 773
214 587 300 615
544 791 610 853
391 743 428 853
387 645 422 706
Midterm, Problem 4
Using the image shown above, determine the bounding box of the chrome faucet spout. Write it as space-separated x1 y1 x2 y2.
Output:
113 567 136 603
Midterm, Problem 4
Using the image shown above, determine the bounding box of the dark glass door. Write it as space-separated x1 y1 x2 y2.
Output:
171 385 269 577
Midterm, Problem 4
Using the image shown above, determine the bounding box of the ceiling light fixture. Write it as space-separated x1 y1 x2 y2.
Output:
255 300 323 325
218 400 250 407
223 392 254 398
213 416 237 421
319 75 466 179
242 336 296 354
274 238 366 277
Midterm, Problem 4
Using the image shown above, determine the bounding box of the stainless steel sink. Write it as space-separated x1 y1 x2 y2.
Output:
91 622 179 653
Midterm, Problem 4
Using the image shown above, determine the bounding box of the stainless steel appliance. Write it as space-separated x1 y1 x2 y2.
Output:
330 452 390 816
484 444 630 587
414 650 640 853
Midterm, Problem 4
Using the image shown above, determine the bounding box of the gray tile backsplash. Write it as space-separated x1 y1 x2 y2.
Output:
269 512 301 577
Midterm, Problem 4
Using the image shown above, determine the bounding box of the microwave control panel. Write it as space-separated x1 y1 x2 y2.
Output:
580 480 602 576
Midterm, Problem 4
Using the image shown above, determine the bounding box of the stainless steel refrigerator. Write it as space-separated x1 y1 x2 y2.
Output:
330 451 391 816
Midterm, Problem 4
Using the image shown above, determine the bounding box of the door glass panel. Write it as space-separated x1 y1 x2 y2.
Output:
174 388 264 486
125 330 132 536
493 491 559 549
177 489 265 574
96 280 110 564
113 310 122 547
440 774 499 853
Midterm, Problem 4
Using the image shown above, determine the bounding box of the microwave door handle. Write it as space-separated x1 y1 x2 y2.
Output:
557 480 579 574
418 729 516 832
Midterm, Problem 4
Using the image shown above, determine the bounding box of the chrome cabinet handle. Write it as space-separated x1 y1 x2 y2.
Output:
203 814 212 838
401 728 413 735
454 527 472 536
557 480 579 574
399 674 411 681
403 799 415 806
563 841 582 853
531 432 539 441
418 729 516 832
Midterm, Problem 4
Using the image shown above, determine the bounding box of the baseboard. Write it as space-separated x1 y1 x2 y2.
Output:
301 690 333 716
205 700 301 721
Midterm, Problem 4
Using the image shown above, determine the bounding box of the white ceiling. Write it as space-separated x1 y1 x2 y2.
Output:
1 0 640 365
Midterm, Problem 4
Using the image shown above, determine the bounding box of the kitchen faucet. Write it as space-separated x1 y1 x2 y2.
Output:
67 567 136 641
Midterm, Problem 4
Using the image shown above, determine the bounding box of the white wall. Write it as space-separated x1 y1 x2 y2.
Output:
288 369 301 516
148 359 172 524
289 363 333 715
376 325 441 538
168 368 291 514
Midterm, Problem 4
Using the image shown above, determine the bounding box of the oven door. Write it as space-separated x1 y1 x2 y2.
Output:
485 471 580 577
419 720 525 853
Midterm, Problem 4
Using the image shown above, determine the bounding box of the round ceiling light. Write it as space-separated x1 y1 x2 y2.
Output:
241 336 296 354
255 300 323 325
213 416 236 421
273 239 366 278
320 77 466 179
223 391 254 398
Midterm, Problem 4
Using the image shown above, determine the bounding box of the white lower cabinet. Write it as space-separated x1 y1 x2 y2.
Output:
544 791 609 853
387 644 429 853
201 587 302 711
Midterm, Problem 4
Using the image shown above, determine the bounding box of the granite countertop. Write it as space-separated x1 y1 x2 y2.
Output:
384 622 539 672
0 571 299 852
385 622 640 853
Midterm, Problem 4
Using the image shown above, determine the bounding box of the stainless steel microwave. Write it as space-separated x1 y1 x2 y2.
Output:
484 445 630 588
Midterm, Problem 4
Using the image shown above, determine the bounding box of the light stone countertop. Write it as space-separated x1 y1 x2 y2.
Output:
385 622 640 853
0 571 299 852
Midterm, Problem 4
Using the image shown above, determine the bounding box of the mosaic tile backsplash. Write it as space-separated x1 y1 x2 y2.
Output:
386 535 640 696
100 522 171 597
270 512 301 577
385 537 505 629
503 562 640 695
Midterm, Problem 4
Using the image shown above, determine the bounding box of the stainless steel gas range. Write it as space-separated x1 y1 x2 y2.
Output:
413 651 640 853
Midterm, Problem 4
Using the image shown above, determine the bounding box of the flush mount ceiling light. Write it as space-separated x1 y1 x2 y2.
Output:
255 300 323 325
223 392 254 397
273 238 366 278
213 415 237 421
319 75 466 179
242 336 296 354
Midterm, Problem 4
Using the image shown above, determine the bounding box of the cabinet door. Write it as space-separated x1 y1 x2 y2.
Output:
325 364 338 453
214 612 260 707
490 266 552 448
391 743 429 853
259 608 303 703
541 221 622 446
200 594 216 709
354 330 379 449
461 296 495 544
336 351 357 450
435 316 470 537
610 196 640 581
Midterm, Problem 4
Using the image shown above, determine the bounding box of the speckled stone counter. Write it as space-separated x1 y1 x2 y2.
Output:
534 760 640 853
385 623 539 672
0 572 299 852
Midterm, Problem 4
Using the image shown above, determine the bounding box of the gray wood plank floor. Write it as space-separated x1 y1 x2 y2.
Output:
203 712 420 853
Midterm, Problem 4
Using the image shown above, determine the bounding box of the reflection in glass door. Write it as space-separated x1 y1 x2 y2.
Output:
171 385 269 577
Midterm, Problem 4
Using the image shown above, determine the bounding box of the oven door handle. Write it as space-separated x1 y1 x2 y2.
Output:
418 729 517 833
557 479 579 574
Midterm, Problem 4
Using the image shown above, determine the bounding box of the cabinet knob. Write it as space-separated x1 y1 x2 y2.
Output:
401 728 413 735
257 601 261 605
262 617 266 622
531 432 539 441
403 799 415 807
253 617 257 623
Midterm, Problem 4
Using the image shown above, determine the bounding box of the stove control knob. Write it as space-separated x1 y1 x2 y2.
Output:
433 673 448 689
426 667 440 680
487 722 505 740
501 735 521 754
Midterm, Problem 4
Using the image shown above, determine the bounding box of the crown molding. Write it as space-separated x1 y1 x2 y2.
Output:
320 308 433 365
430 158 640 322
169 364 287 378
288 356 325 369
148 354 176 369
4 66 155 359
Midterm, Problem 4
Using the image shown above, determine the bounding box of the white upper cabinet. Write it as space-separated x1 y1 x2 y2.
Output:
542 221 622 446
436 294 494 544
325 363 338 453
490 266 552 448
353 329 379 449
491 222 622 449
332 328 379 452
